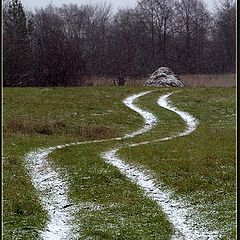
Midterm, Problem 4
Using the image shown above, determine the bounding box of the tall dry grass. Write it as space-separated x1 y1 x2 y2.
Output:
84 74 236 87
180 74 236 87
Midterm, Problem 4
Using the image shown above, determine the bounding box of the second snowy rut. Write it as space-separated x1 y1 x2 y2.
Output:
25 90 220 239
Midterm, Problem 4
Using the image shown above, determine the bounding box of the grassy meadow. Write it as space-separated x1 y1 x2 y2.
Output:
3 86 236 239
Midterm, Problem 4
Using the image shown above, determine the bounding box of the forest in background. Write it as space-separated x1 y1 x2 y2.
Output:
3 0 236 87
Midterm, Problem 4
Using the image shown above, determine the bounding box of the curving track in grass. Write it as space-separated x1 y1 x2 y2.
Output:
102 93 219 239
24 90 219 239
24 91 154 239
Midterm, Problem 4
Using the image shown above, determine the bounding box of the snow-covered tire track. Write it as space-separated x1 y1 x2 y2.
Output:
24 91 155 239
24 137 125 239
101 92 220 239
122 91 157 138
24 90 219 239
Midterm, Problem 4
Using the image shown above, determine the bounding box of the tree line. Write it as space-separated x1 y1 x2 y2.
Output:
3 0 236 87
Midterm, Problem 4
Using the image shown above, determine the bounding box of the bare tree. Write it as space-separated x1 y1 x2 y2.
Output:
190 0 211 72
106 9 142 85
33 4 87 86
209 0 236 73
137 0 174 67
84 2 112 76
173 0 210 73
3 0 33 86
3 0 236 87
58 2 112 77
137 0 156 65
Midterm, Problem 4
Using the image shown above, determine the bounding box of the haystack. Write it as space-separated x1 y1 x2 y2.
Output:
145 67 186 87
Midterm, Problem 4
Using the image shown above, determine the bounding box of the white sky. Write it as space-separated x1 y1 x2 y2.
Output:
20 0 136 12
20 0 217 12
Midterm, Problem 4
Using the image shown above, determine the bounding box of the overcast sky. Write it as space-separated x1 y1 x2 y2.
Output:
20 0 217 12
20 0 136 11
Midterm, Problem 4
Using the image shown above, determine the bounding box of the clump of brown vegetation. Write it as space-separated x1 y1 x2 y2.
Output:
180 74 236 87
75 125 119 140
81 74 236 87
4 119 119 140
4 119 67 135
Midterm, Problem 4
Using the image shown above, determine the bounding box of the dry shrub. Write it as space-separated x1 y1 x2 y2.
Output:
4 118 117 139
82 76 115 86
4 119 67 135
125 77 146 86
4 119 34 134
83 74 236 87
52 121 67 129
76 125 119 140
180 74 236 87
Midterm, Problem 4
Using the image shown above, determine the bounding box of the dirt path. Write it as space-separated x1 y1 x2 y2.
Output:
24 91 219 239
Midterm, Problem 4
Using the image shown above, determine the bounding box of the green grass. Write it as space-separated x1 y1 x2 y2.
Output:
119 88 236 238
49 143 173 239
3 86 236 239
3 86 158 239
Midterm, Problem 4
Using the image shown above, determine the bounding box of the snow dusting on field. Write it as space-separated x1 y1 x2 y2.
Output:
24 90 220 239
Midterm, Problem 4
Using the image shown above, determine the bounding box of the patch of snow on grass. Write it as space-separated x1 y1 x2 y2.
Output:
24 136 125 239
157 93 198 137
123 91 157 138
101 149 219 240
24 90 217 239
25 148 77 240
101 92 220 240
24 91 155 239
